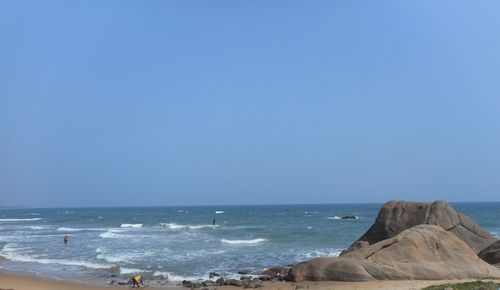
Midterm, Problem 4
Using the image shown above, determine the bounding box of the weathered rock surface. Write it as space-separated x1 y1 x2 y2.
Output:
287 225 500 282
343 200 496 254
479 240 500 265
260 266 290 280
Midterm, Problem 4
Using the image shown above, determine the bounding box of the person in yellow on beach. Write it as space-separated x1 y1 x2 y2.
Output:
130 274 144 288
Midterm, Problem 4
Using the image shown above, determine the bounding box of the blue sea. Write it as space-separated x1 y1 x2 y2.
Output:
0 203 499 284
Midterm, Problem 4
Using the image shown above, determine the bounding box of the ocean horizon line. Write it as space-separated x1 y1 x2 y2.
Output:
2 200 500 210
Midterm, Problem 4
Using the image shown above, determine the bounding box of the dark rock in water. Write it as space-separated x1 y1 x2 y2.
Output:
479 239 500 265
238 270 251 275
260 266 290 280
343 200 496 254
201 280 216 287
182 280 193 288
226 278 244 286
209 272 221 278
215 277 226 286
287 225 500 282
341 215 358 219
258 275 272 281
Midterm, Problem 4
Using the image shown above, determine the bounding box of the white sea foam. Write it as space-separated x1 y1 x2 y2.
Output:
307 226 313 230
161 223 217 230
29 226 47 230
215 211 225 214
327 216 360 220
299 248 342 259
97 250 145 263
154 271 206 282
57 227 107 232
99 232 122 239
99 229 127 239
153 271 169 279
120 267 145 274
57 227 82 232
0 218 42 222
327 216 341 220
0 243 113 269
120 223 143 228
221 238 267 245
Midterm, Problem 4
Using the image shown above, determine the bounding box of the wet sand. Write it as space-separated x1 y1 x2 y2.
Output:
2 271 500 290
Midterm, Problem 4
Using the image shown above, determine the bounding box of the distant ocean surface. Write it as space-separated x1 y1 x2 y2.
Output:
1 203 499 283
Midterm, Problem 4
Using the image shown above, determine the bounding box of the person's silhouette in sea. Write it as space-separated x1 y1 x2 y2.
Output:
63 235 69 245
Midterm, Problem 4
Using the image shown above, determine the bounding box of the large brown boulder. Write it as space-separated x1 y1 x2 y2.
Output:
343 200 496 254
287 225 500 282
479 240 500 266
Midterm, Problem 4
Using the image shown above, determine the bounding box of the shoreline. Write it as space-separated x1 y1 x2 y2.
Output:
2 270 500 290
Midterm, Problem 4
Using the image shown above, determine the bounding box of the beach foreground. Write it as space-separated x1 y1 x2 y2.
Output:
2 272 500 290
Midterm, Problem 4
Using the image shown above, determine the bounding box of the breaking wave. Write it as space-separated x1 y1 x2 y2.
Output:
0 218 42 222
161 223 217 230
120 267 145 275
0 243 113 269
120 224 143 228
57 227 83 232
221 238 267 245
99 229 127 239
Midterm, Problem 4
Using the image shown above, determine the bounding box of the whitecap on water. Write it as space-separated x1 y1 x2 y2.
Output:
215 211 225 214
153 271 208 282
99 228 128 239
221 238 267 245
160 223 217 230
327 216 341 220
327 216 360 220
120 224 143 228
29 226 47 230
119 267 145 275
299 248 342 259
57 227 82 232
56 227 107 232
0 218 42 222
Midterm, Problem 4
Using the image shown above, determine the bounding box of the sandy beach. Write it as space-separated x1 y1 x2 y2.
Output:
2 271 500 290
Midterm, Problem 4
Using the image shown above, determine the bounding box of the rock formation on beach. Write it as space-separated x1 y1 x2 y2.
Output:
343 200 496 254
479 240 500 266
287 225 500 282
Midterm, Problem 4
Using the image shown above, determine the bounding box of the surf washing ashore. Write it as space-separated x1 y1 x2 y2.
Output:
1 203 500 289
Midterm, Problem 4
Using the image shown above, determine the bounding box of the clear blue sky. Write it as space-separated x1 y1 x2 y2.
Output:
1 1 499 207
